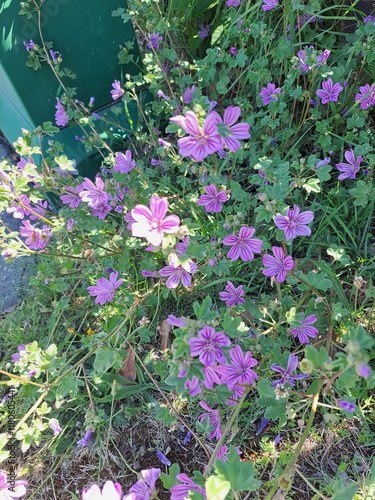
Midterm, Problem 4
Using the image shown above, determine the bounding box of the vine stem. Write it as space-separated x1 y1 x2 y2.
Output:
264 379 324 500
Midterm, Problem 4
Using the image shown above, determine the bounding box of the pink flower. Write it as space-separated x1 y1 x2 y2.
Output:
274 205 314 241
259 83 281 105
223 345 258 392
170 111 222 161
111 80 124 100
87 272 123 305
20 220 53 250
159 260 197 288
123 468 161 500
80 177 110 208
219 281 245 306
223 226 263 261
113 151 136 173
211 106 250 152
336 149 362 180
91 202 112 220
262 247 294 282
6 194 31 219
198 184 227 212
0 470 27 499
184 376 202 396
182 85 196 104
170 474 206 500
60 184 83 208
202 364 227 389
316 78 343 104
290 314 319 343
355 84 375 109
262 0 279 11
131 195 180 246
226 0 241 5
55 97 68 127
82 481 123 500
198 401 222 440
189 326 231 366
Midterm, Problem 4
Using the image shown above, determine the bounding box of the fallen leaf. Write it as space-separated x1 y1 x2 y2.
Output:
160 319 171 350
118 347 136 381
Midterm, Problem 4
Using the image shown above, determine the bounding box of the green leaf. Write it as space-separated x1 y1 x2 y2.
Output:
42 121 59 136
302 178 320 194
326 245 351 266
222 312 249 338
349 180 372 207
55 155 77 172
256 378 275 398
295 271 332 291
230 181 246 201
331 302 350 321
160 463 181 489
304 345 329 369
211 25 224 45
93 347 118 376
206 475 231 500
214 446 261 492
193 297 216 322
330 482 357 500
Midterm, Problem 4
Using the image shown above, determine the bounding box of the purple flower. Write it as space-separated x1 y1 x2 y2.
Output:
142 270 157 278
167 315 186 327
364 15 375 23
49 50 61 63
6 194 31 219
19 221 53 250
157 90 169 101
274 205 314 241
170 473 206 500
0 470 28 499
156 450 171 466
355 84 375 109
316 78 343 104
219 281 245 306
55 98 68 127
182 432 192 444
226 0 241 5
356 363 371 378
271 354 308 387
80 177 110 208
198 25 210 39
256 417 270 436
87 272 123 305
315 157 331 168
337 399 357 412
223 345 258 393
262 0 278 11
82 481 122 500
223 226 263 261
189 326 231 366
211 106 251 152
11 344 26 363
170 111 222 161
197 184 227 212
131 195 180 246
229 47 237 55
290 314 319 344
159 260 197 288
147 33 163 49
123 468 160 500
91 202 112 220
202 364 227 389
110 80 124 101
29 200 48 221
316 49 330 65
182 85 196 104
198 401 222 440
262 246 294 282
77 427 93 448
113 150 136 174
60 184 83 208
336 149 362 180
67 218 74 232
184 376 202 396
49 418 62 436
23 39 35 51
216 446 241 461
176 236 189 256
259 83 281 105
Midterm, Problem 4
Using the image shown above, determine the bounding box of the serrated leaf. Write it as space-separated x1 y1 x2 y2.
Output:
222 312 249 338
214 446 261 492
295 271 332 291
55 155 77 172
160 463 181 489
349 180 372 207
42 121 59 136
330 482 357 500
206 475 231 500
303 178 320 194
192 297 216 321
331 302 349 321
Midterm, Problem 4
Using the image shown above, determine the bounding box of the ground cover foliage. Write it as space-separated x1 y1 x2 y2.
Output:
1 0 375 498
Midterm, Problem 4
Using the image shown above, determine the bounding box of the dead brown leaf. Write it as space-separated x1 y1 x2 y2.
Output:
159 319 171 350
118 347 136 381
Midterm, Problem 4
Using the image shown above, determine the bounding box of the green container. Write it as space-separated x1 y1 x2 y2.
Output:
0 0 145 173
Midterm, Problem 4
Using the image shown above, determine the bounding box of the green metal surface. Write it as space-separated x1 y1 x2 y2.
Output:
0 0 143 166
